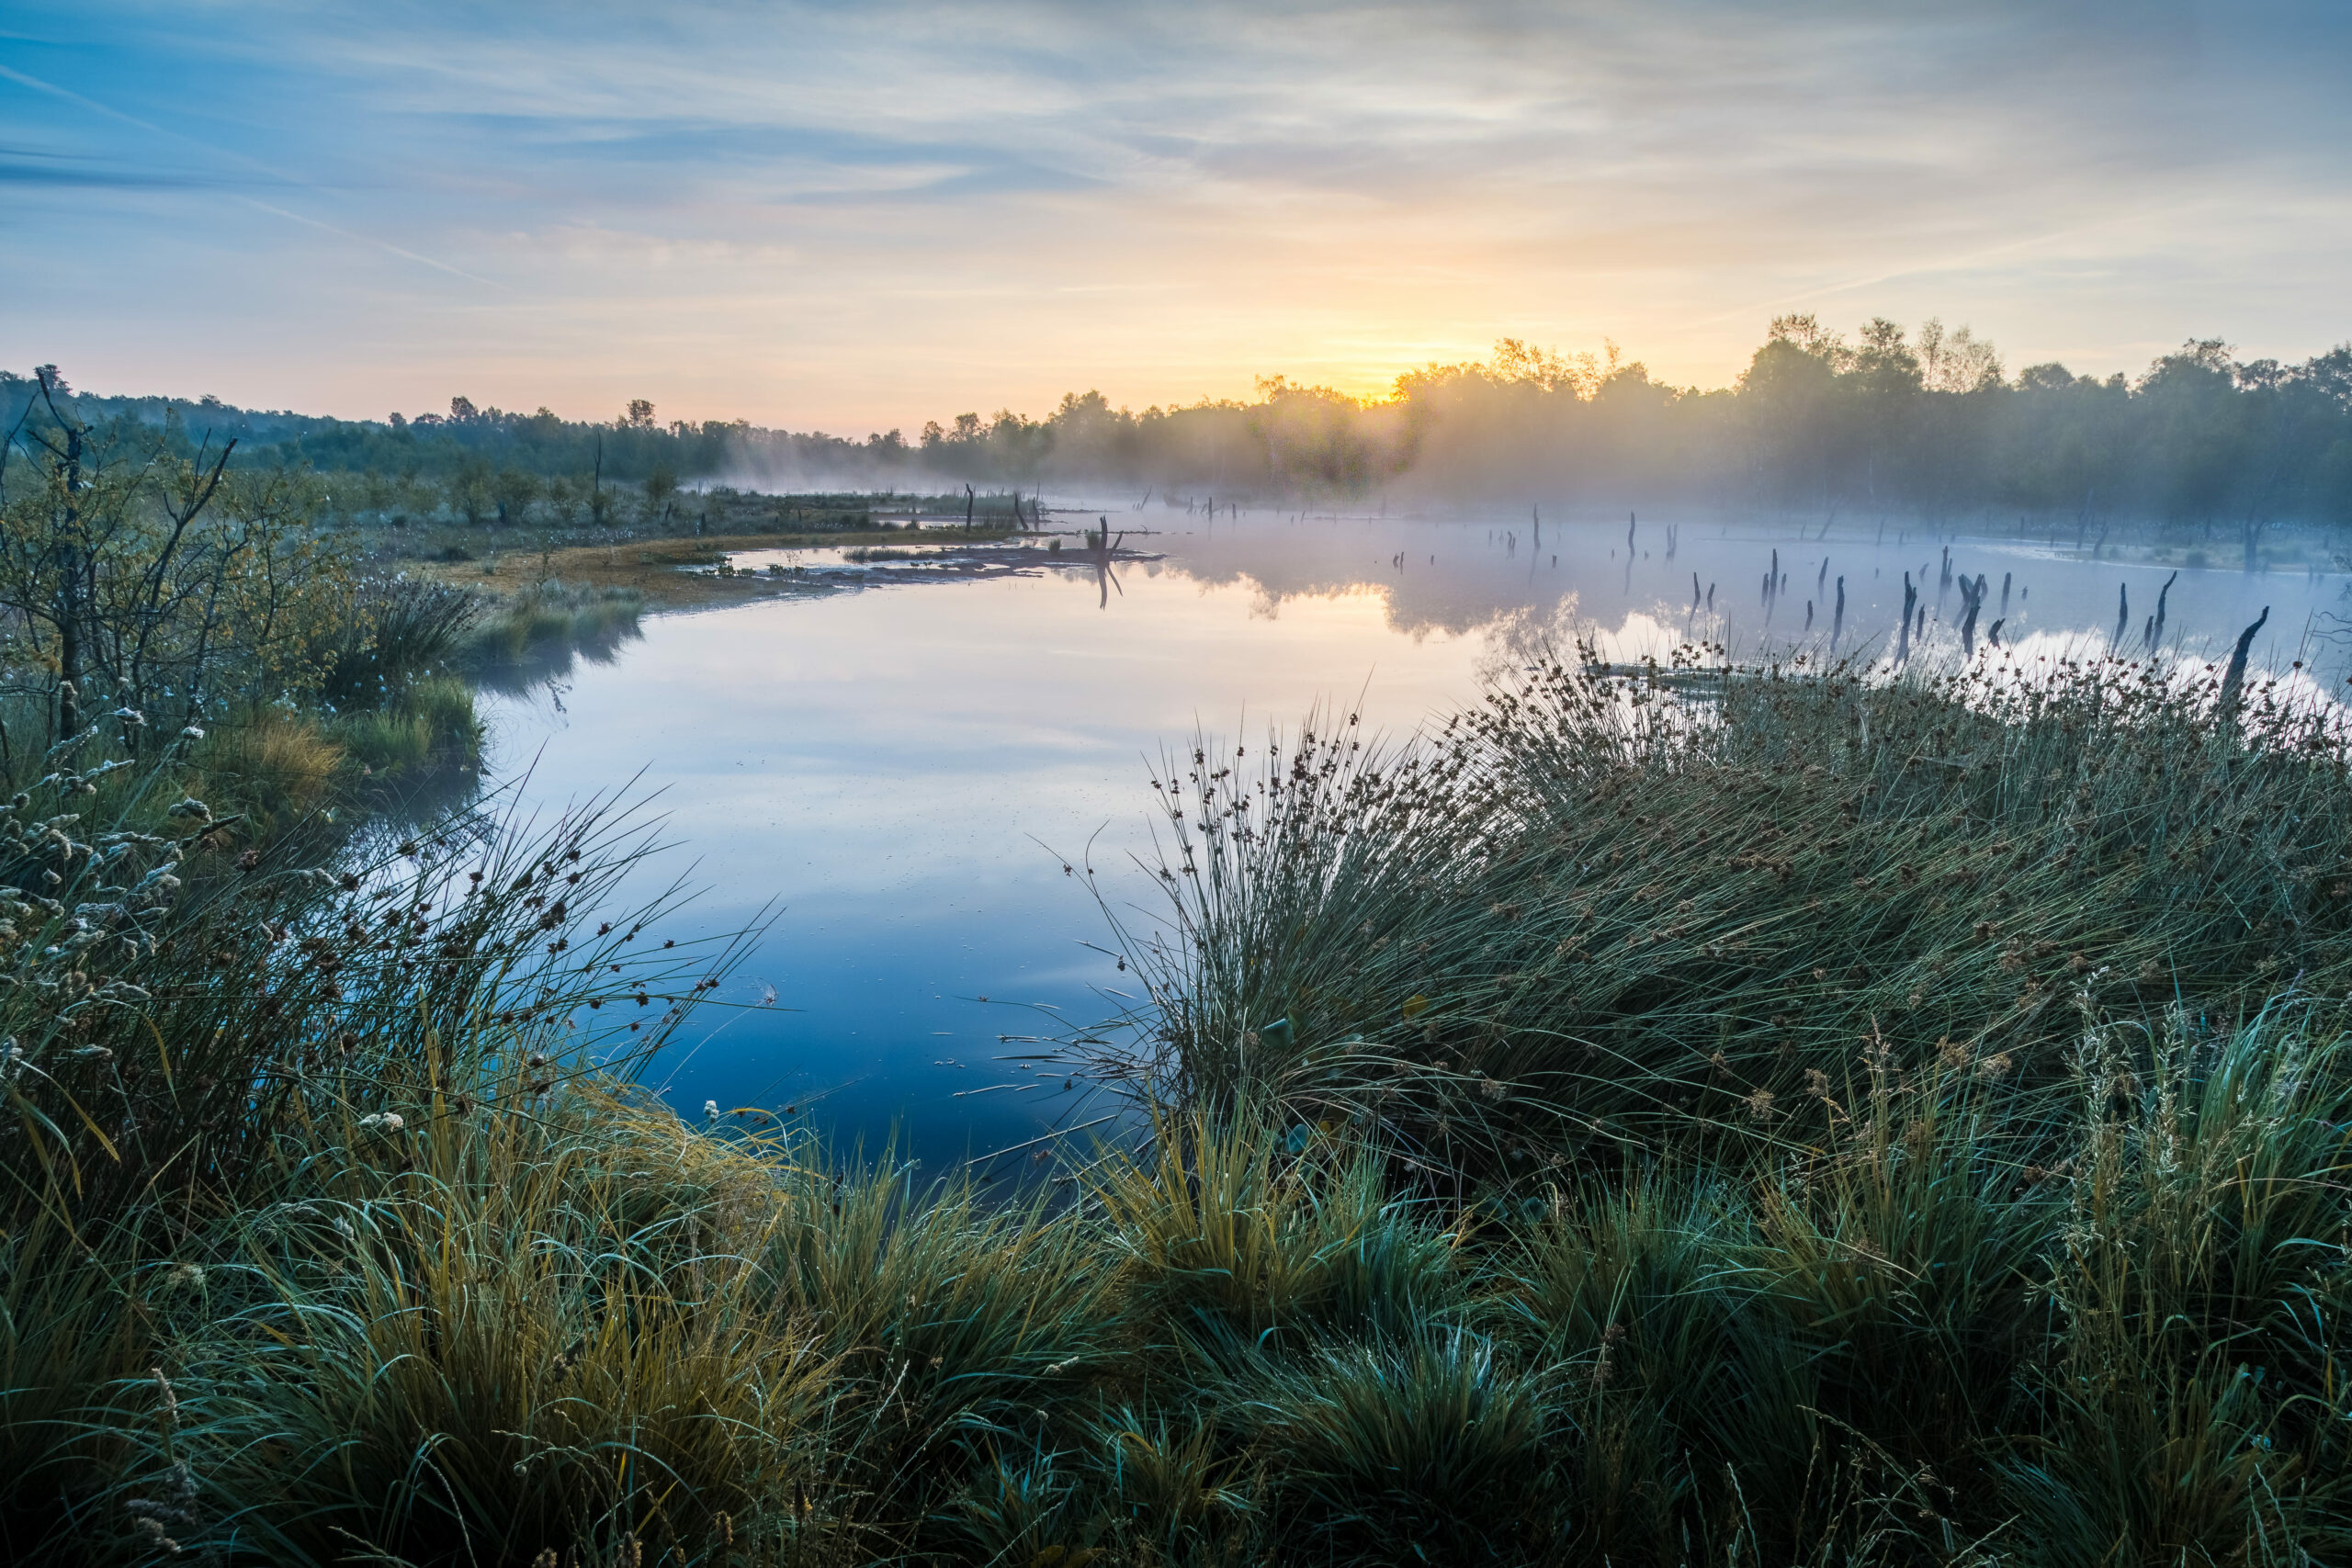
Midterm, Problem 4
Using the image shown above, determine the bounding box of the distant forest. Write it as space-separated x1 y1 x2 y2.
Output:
10 316 2350 532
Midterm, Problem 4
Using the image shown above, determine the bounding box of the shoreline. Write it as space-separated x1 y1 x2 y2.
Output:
417 526 1163 614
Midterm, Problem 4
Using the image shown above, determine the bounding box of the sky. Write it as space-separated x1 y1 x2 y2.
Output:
4 0 2349 432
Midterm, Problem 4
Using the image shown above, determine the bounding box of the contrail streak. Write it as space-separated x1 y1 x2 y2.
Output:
0 62 505 291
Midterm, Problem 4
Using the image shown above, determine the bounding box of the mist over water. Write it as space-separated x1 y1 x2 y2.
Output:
481 508 2346 1171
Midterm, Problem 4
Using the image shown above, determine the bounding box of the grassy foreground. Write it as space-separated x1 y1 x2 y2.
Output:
4 649 2350 1565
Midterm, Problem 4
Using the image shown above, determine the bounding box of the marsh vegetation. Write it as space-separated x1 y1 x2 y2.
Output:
0 372 488 840
5 629 2349 1564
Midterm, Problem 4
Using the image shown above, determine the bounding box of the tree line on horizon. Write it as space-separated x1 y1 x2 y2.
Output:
9 315 2350 533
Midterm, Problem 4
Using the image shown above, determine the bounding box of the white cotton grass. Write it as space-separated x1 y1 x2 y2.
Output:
357 1111 404 1134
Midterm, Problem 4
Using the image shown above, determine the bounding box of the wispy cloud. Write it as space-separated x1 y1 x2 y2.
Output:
0 149 215 189
4 1 2346 425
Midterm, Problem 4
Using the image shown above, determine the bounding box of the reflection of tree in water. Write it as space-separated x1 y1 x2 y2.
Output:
1083 518 1125 609
350 768 504 853
1130 505 2335 677
1151 522 1574 641
466 597 646 699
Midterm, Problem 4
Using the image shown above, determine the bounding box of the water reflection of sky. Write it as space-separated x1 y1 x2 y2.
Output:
481 512 2351 1169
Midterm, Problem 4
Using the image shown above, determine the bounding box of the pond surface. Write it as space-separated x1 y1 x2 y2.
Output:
481 508 2346 1171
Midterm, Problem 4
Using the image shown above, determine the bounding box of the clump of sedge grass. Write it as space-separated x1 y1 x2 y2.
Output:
1099 643 2352 1168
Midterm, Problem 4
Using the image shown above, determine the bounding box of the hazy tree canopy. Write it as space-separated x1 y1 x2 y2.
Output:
6 320 2348 520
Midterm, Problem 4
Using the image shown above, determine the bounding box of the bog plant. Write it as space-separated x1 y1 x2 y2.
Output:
1103 641 2352 1163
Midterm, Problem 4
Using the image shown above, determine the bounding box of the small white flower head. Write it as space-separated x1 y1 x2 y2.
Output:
357 1111 405 1134
703 1100 720 1120
180 725 205 740
167 1262 205 1291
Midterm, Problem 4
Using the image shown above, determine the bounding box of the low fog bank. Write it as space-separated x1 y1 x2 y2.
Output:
14 315 2350 544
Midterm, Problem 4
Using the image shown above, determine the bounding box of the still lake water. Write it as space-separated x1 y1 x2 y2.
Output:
481 509 2344 1169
